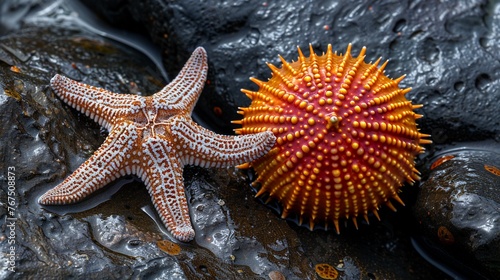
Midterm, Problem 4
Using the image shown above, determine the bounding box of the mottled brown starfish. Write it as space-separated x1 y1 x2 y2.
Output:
39 47 276 242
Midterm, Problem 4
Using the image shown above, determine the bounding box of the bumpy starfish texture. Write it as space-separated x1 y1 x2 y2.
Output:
39 47 276 242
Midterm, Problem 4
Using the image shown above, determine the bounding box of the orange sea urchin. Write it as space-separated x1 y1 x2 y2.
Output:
233 44 431 233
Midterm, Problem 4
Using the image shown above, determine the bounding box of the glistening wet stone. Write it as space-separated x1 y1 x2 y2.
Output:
414 142 500 279
0 4 167 278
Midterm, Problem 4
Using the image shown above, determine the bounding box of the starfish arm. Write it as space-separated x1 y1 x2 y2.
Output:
153 47 207 114
39 122 138 204
170 116 276 168
51 74 143 130
140 137 195 242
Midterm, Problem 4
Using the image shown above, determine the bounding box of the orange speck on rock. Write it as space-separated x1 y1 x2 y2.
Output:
213 106 223 116
430 155 455 170
484 164 500 176
437 226 455 245
10 65 21 73
234 44 431 233
268 270 286 280
157 240 181 255
315 263 339 280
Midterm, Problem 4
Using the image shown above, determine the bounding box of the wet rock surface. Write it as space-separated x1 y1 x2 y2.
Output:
0 0 499 279
414 143 500 279
109 0 500 138
0 3 170 278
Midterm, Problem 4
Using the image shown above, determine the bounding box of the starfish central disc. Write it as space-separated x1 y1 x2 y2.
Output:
234 44 431 232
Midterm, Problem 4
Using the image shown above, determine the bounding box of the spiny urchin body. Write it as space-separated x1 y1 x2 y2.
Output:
233 44 431 233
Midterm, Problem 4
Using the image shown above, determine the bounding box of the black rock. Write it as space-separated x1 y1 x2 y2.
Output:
119 0 500 139
414 142 500 278
0 3 169 278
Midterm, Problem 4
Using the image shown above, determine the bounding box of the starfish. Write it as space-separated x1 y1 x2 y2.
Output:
39 47 276 242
